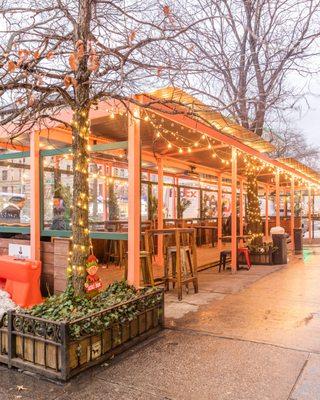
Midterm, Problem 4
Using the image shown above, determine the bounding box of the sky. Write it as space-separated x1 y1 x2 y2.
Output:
292 75 320 148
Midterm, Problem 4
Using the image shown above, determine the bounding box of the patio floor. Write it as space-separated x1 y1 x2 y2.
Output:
2 245 320 399
98 243 231 287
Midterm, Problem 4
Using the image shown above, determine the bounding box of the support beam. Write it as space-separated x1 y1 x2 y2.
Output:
156 157 164 266
239 179 244 237
290 176 295 250
127 107 141 287
102 164 108 221
173 176 177 219
217 173 223 252
30 131 41 261
275 169 281 227
265 185 269 240
308 187 312 243
231 148 237 273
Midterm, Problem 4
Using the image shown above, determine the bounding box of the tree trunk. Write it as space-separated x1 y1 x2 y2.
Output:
69 0 92 295
245 162 263 246
71 108 90 295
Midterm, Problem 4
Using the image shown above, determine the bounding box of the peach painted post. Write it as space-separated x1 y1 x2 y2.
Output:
127 106 141 287
275 169 281 227
308 186 312 243
265 185 269 240
239 178 244 237
217 173 223 252
30 130 41 261
156 157 164 266
102 164 107 221
173 176 177 219
231 148 237 273
290 176 295 250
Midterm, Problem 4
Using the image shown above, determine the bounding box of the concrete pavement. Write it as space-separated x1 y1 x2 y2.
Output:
1 246 320 399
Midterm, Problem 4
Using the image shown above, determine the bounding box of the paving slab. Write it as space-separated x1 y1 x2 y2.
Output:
0 364 64 400
95 330 307 400
169 250 320 352
290 354 320 400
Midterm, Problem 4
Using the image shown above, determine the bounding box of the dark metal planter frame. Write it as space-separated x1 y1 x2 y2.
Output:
0 289 164 381
238 248 274 266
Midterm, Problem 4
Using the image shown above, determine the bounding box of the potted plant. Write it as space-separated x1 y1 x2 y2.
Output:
0 282 164 381
238 242 277 265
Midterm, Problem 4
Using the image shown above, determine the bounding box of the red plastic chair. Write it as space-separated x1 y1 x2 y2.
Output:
238 247 252 270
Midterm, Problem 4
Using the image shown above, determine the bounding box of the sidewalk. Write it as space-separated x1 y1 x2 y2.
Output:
1 247 320 399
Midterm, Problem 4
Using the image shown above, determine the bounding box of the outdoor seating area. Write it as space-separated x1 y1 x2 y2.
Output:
0 88 319 301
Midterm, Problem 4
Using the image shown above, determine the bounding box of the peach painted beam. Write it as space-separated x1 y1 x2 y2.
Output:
127 106 141 287
290 176 295 249
231 148 237 273
217 173 223 252
275 169 281 227
308 187 313 243
239 179 244 238
173 176 177 219
265 185 269 240
0 141 29 152
30 130 41 261
156 157 164 266
102 165 108 221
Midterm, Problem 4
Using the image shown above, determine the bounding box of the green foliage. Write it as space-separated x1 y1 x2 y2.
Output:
247 242 277 254
23 281 161 339
108 182 119 220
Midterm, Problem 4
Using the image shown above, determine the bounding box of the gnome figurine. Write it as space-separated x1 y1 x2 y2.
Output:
84 254 102 297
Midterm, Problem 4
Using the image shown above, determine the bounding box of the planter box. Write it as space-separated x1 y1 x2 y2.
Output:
238 249 273 266
0 289 164 381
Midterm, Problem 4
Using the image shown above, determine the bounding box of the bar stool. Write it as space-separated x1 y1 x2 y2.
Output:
219 250 231 272
165 245 197 299
124 251 154 286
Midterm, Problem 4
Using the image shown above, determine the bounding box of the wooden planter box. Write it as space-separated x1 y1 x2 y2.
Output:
238 249 274 266
0 289 164 381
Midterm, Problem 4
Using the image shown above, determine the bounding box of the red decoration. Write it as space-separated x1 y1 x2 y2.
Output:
84 254 102 295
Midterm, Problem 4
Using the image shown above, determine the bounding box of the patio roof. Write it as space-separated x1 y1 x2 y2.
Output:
0 87 318 188
278 158 320 184
146 87 276 154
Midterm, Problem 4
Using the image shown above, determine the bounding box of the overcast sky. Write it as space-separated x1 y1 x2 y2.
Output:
293 75 320 147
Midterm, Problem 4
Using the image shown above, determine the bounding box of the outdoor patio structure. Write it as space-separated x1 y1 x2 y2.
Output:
0 87 319 296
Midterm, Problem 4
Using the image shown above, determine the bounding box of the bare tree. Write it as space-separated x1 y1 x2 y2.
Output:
182 0 320 242
0 0 197 294
270 128 320 169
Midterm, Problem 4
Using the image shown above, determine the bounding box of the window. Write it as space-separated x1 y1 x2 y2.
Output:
2 170 7 181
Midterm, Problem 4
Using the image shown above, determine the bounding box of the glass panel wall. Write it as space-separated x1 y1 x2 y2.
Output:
0 155 31 226
42 153 73 230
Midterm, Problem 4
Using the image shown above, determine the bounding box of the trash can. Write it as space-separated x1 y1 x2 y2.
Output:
272 234 288 265
294 228 303 252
